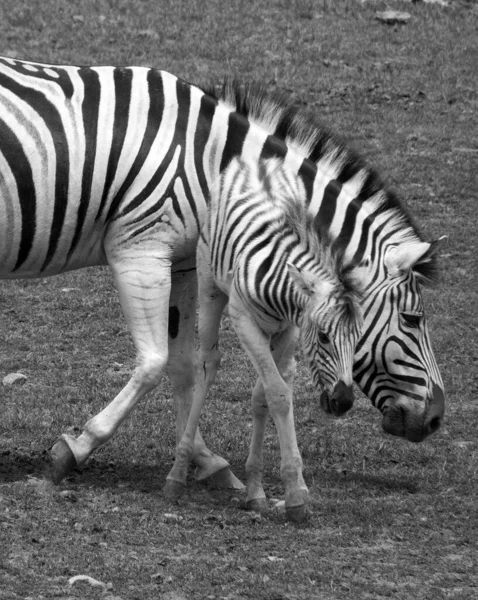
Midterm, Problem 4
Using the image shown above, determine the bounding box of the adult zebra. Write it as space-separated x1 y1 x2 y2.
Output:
0 57 445 487
166 156 366 520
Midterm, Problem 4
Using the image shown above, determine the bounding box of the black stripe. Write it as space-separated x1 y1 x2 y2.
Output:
0 118 36 270
67 67 101 261
353 212 373 265
315 179 341 234
220 111 249 172
194 92 217 203
298 159 316 204
260 135 288 161
109 69 165 221
95 68 133 222
243 227 275 286
333 197 359 252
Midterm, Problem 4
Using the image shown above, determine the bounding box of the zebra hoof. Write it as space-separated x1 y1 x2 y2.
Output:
163 479 186 501
285 503 307 523
50 438 78 485
245 497 268 513
204 467 245 491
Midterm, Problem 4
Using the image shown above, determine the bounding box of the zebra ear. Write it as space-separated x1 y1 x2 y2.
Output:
287 263 315 296
414 235 448 265
345 257 370 295
384 238 446 277
287 263 329 298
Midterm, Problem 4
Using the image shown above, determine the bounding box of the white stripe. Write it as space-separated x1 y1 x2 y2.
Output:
241 123 269 164
307 154 342 217
329 169 367 239
183 84 207 231
89 67 116 216
203 103 229 189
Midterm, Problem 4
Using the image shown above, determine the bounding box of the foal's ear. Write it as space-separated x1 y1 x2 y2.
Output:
287 263 315 296
345 257 370 295
287 263 333 300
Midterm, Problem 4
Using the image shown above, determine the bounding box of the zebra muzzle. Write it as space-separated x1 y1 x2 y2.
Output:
320 382 354 416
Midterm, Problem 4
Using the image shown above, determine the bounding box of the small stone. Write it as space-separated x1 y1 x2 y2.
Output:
59 490 78 502
163 513 183 524
375 11 411 25
270 500 286 514
3 372 27 386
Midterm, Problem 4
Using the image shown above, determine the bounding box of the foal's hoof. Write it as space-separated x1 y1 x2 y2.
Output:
50 438 78 485
163 479 186 501
245 497 268 513
285 503 308 523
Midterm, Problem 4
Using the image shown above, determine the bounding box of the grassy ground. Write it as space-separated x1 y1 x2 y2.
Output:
1 0 477 599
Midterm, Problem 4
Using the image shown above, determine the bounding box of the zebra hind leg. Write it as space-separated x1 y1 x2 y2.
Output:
165 264 243 499
50 254 173 484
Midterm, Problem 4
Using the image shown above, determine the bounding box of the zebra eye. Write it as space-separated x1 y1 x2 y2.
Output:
318 331 330 344
402 313 422 328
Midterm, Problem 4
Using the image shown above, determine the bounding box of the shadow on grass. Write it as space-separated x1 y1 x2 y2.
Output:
1 447 418 506
314 467 420 494
0 447 52 483
0 446 169 490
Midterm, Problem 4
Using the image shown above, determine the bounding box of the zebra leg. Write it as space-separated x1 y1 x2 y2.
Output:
50 254 173 484
165 269 231 498
165 264 243 495
228 293 307 523
246 327 308 513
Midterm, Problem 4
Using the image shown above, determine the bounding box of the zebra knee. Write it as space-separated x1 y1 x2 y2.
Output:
197 347 222 384
134 352 168 389
251 381 268 417
265 381 293 418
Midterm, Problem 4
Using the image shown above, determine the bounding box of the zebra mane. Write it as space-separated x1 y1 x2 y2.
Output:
204 78 439 286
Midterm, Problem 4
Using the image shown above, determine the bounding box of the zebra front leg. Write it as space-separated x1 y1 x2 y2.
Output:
165 262 243 495
245 378 269 512
50 255 173 484
229 294 307 523
245 326 308 513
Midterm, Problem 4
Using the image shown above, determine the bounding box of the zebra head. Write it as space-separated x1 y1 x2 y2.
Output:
289 261 364 417
353 236 447 442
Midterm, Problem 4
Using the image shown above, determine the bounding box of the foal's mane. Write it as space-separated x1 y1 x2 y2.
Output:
252 157 364 322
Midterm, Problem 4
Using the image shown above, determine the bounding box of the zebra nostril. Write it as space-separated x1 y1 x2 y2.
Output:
428 416 441 434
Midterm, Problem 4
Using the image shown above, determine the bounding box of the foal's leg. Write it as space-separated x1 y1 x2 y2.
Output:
51 253 173 483
228 292 307 522
246 326 308 512
166 263 242 492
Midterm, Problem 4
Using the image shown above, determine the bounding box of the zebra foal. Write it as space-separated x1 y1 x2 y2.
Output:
166 157 365 521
